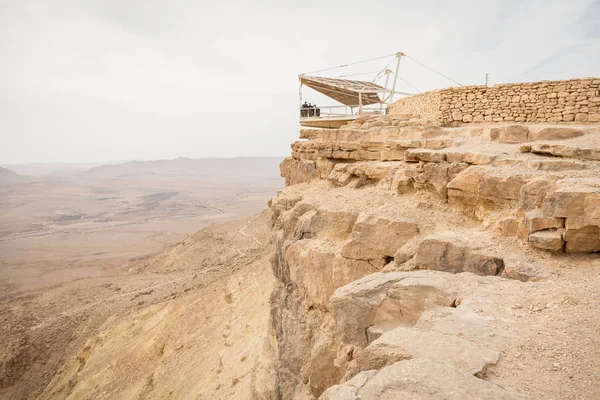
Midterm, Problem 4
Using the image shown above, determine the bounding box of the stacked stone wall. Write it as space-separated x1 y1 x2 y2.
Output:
389 78 600 124
386 90 442 121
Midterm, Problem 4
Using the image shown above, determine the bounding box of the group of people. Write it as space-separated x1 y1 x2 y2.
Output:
300 102 320 118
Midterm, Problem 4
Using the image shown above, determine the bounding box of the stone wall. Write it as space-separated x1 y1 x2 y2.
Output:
389 78 600 124
386 90 442 122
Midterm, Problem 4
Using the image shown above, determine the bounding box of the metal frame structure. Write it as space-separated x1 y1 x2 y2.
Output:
298 52 412 127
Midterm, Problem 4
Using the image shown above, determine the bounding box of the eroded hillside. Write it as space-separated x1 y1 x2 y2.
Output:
0 213 274 400
253 112 600 399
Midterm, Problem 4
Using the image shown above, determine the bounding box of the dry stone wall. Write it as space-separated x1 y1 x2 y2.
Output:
389 78 600 124
386 90 442 122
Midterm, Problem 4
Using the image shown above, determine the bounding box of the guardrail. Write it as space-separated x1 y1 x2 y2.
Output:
300 105 387 119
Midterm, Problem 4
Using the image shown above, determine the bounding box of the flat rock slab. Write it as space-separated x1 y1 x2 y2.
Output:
411 231 504 276
368 326 500 375
331 272 457 347
320 358 526 400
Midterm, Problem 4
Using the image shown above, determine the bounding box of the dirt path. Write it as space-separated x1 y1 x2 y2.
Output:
238 214 263 246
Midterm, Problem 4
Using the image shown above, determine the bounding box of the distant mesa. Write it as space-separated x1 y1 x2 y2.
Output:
0 166 29 183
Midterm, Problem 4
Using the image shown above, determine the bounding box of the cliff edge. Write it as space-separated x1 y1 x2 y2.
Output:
253 81 600 399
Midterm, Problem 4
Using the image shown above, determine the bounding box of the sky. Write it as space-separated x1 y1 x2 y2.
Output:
1 0 599 164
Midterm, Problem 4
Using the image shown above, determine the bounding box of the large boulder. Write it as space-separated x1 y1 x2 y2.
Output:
542 178 600 252
340 214 419 261
410 231 504 276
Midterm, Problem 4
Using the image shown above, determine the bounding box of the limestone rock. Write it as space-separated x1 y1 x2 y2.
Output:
281 157 320 185
340 214 419 261
344 326 499 381
529 230 564 251
328 165 354 187
414 306 514 342
330 272 457 347
517 178 555 212
286 240 381 308
498 217 528 240
502 258 550 282
294 208 358 241
524 210 564 233
318 370 377 400
490 125 529 143
316 158 337 179
447 166 528 207
563 222 600 253
445 150 496 165
405 148 446 163
411 231 504 276
321 359 525 400
341 341 411 382
529 127 585 141
542 178 600 221
530 143 600 161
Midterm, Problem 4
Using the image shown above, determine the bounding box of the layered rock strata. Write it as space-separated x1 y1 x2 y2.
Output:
253 114 600 399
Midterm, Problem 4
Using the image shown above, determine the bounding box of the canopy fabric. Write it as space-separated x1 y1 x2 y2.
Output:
300 76 389 106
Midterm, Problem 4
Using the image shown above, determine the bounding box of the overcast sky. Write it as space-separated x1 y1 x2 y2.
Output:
1 0 599 164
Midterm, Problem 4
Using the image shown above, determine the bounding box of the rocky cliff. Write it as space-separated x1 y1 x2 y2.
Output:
252 112 600 399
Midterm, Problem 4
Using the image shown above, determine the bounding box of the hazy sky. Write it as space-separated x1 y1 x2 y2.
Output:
1 0 599 164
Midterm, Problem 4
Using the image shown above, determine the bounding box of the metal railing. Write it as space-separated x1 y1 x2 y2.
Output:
299 104 387 119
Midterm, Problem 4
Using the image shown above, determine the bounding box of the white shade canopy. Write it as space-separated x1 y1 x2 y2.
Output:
299 75 390 106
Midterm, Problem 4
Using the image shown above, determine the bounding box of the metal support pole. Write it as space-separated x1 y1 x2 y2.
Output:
388 52 403 106
359 93 363 116
380 70 391 112
485 73 489 87
299 78 303 116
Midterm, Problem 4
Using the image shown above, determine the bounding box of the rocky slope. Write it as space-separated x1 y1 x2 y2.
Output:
253 114 600 399
1 214 274 400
